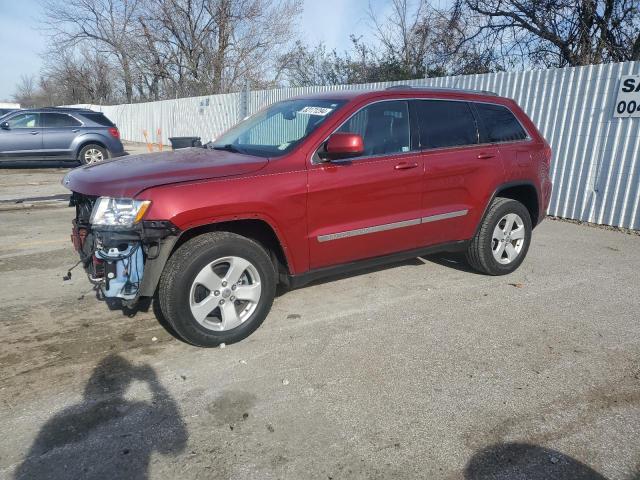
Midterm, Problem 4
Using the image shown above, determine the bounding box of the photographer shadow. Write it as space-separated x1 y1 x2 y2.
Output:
14 354 188 480
464 442 612 480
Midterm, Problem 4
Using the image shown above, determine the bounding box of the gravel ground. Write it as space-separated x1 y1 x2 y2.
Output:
0 168 638 480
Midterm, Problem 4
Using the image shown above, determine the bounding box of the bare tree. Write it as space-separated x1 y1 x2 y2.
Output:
280 0 502 87
40 45 117 105
12 74 38 106
42 0 145 102
458 0 640 68
138 0 302 96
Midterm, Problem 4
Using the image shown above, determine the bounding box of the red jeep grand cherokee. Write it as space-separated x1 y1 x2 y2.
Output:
64 86 552 347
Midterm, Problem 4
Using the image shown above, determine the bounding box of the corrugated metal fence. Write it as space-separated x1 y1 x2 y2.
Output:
90 62 639 229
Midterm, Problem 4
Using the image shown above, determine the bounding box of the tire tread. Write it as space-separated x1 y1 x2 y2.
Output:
158 231 276 347
465 197 531 275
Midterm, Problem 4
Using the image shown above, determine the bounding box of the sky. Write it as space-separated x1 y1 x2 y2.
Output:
0 0 394 101
0 0 45 101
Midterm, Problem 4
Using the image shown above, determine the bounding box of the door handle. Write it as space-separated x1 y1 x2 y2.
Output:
477 153 495 159
72 129 79 133
394 162 418 170
30 131 39 135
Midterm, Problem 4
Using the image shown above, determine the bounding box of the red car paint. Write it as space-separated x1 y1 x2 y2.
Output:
64 89 551 276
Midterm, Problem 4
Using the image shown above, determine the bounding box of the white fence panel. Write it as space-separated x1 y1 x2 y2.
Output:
92 62 640 229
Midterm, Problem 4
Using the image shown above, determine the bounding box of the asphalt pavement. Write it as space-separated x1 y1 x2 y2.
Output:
0 167 638 479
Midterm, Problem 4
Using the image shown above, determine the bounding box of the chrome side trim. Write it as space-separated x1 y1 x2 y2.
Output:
421 209 468 223
317 218 421 243
317 209 469 242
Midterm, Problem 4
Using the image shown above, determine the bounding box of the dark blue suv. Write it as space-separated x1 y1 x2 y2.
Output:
0 107 125 164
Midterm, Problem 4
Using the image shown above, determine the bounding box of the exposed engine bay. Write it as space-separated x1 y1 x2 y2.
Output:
70 193 179 305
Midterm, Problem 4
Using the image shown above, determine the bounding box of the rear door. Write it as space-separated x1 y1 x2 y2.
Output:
412 99 505 245
41 112 83 160
0 112 42 160
472 102 532 185
307 100 424 269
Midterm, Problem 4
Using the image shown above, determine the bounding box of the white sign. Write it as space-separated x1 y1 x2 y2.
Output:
298 106 333 116
614 75 640 117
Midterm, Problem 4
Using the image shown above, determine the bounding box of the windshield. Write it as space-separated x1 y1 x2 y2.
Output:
211 98 346 157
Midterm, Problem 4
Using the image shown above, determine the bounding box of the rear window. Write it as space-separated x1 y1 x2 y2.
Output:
474 103 528 143
81 112 115 127
414 100 478 148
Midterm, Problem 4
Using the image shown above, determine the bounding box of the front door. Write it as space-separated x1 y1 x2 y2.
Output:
307 100 423 269
0 112 42 160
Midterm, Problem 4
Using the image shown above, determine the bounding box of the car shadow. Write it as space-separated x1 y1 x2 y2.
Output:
276 252 485 297
423 252 485 275
103 292 186 344
0 160 78 168
14 354 188 480
464 442 619 480
276 256 426 296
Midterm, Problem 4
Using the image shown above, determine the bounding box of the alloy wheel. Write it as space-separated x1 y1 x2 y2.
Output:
189 256 262 331
84 148 104 164
491 213 526 264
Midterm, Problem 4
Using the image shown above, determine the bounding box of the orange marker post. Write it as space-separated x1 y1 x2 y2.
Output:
142 130 153 152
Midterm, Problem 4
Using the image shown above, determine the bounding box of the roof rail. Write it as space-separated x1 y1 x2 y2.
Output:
39 106 94 111
385 85 498 96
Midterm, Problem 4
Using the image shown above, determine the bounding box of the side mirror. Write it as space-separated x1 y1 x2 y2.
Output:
319 132 364 160
0 122 9 130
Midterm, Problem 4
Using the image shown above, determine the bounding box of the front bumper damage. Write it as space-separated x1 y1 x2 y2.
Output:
69 192 180 307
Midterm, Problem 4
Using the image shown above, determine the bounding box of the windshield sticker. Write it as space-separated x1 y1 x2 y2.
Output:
278 143 291 150
298 106 333 116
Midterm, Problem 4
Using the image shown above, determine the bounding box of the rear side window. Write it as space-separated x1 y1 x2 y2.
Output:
42 113 82 128
338 100 410 156
474 103 528 143
414 100 477 148
82 113 115 127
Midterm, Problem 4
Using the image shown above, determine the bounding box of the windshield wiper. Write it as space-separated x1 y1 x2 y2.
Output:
211 144 245 154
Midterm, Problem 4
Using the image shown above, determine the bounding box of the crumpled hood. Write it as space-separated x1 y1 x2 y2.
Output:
63 147 269 197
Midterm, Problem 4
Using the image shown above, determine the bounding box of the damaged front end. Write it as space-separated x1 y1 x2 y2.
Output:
70 192 179 307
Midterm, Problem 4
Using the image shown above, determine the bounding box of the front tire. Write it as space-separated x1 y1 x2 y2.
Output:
466 197 532 275
158 232 277 347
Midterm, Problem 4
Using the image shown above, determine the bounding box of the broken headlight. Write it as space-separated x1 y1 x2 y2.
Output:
90 197 151 227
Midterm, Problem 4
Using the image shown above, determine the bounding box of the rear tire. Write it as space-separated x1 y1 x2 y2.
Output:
466 197 532 275
78 144 108 165
158 232 277 347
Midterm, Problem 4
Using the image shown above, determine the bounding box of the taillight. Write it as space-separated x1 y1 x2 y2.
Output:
108 127 120 139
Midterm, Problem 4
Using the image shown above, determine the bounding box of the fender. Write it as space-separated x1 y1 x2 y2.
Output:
136 212 297 300
171 211 299 275
71 133 112 156
474 180 541 236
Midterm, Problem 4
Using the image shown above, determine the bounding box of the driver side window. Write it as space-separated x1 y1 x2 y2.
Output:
337 101 410 157
7 113 39 129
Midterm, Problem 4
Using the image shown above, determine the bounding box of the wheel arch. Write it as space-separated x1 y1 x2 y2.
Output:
172 218 293 279
479 181 540 232
495 182 540 227
75 138 110 160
